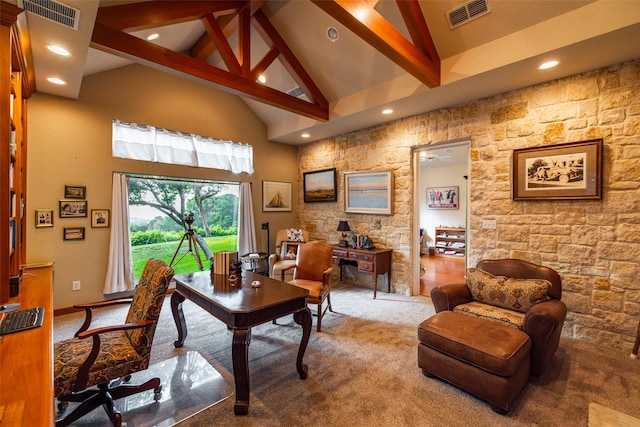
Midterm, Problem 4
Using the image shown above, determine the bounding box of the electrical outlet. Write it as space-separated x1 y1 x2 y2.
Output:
482 219 497 230
72 280 81 291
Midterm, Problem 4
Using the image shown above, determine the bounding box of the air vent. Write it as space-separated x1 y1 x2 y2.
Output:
19 0 80 30
447 0 490 29
286 86 305 98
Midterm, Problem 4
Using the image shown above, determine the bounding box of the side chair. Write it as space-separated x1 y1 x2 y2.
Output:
281 241 333 332
54 258 174 427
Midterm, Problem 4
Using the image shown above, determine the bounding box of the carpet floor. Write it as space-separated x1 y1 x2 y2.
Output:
54 282 640 426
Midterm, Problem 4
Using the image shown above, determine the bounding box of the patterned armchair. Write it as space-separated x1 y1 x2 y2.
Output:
54 259 174 427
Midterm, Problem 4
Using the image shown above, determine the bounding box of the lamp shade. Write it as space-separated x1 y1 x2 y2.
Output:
337 221 351 232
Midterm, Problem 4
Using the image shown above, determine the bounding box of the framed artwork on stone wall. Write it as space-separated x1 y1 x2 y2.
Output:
512 139 603 201
344 170 393 215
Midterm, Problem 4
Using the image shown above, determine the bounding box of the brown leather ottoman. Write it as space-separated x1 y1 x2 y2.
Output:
418 311 531 413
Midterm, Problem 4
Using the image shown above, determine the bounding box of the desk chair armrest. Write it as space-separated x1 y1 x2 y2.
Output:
74 319 154 392
321 268 333 291
73 298 134 337
280 263 298 280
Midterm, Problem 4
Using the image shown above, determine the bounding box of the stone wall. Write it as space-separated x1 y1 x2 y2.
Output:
297 59 640 350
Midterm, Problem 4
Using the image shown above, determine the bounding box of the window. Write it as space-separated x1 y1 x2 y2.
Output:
128 175 239 278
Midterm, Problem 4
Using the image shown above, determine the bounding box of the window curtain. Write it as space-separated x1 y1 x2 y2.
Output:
104 172 134 294
238 182 257 255
112 120 253 174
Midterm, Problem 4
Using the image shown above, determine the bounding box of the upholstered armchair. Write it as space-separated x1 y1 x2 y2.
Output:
281 241 333 332
54 259 174 427
268 228 309 280
430 258 567 377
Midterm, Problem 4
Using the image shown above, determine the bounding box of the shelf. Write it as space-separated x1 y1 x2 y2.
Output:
434 227 466 258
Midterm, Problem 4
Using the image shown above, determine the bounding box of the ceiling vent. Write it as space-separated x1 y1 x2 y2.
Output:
286 86 305 98
447 0 490 29
19 0 80 31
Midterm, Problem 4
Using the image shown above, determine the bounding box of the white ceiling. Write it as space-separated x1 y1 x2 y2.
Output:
11 0 640 146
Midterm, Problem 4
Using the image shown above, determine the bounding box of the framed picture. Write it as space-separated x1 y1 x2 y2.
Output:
344 170 393 215
263 181 292 212
427 186 459 209
280 241 303 260
303 168 337 203
64 185 86 199
63 227 85 241
513 139 603 201
35 209 54 228
59 200 88 218
91 209 110 228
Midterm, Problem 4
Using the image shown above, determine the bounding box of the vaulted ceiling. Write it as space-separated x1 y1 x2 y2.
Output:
10 0 640 144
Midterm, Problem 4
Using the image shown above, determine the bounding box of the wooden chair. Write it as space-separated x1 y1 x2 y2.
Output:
281 241 333 332
54 259 174 427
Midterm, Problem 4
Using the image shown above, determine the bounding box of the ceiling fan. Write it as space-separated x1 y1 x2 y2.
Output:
420 151 452 162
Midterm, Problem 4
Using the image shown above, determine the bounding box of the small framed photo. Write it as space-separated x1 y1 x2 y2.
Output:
513 139 603 200
63 227 85 241
262 181 292 212
59 200 88 218
35 209 54 228
64 185 86 199
91 209 110 228
303 168 337 203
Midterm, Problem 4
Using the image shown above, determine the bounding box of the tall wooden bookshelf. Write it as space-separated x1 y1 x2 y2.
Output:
1 3 30 304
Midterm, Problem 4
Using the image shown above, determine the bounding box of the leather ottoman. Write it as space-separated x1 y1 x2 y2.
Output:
418 311 531 413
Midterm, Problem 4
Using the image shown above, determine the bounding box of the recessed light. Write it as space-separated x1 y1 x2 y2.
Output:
539 60 559 70
47 45 70 56
326 27 339 42
382 109 393 115
301 133 310 138
146 33 159 41
46 77 66 85
257 75 266 84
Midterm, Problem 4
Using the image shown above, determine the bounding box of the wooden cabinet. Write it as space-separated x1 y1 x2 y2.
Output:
2 3 30 304
434 227 466 258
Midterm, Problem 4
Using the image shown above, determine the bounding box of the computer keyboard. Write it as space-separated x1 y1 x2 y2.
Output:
0 307 44 335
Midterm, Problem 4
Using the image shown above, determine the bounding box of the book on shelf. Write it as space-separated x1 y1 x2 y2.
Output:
213 251 238 275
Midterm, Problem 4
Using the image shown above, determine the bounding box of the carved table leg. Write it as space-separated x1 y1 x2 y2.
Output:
171 291 187 348
232 328 251 415
293 307 312 379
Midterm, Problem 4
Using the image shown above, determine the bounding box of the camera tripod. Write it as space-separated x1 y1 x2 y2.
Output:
169 212 204 271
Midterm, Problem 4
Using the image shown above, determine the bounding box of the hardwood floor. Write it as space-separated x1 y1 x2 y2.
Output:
420 255 466 297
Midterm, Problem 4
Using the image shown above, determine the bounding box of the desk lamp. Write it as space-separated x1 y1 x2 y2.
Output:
337 221 351 247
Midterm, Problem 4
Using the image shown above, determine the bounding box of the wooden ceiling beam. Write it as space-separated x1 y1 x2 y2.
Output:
311 0 440 88
201 14 241 74
395 0 439 63
91 22 328 121
191 12 239 61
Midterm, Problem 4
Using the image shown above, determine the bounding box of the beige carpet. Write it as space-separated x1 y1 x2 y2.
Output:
54 282 640 426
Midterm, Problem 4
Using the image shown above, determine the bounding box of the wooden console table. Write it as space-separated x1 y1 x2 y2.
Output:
0 264 54 426
332 246 392 299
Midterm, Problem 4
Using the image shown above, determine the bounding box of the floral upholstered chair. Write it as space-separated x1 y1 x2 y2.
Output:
54 259 174 427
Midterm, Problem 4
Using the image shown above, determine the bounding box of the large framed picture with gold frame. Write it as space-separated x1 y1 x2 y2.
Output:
512 139 602 201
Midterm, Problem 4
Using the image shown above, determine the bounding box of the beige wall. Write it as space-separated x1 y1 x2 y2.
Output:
26 64 298 309
299 59 640 350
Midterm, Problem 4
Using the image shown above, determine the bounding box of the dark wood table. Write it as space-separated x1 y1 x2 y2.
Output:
171 270 312 415
332 246 392 298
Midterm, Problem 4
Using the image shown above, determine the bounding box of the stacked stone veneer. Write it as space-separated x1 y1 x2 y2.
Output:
298 59 640 350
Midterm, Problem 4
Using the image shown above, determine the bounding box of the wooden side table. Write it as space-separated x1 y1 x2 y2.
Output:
332 246 392 298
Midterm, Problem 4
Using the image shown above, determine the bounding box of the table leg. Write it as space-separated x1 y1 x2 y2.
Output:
171 291 187 348
293 307 312 379
232 328 251 415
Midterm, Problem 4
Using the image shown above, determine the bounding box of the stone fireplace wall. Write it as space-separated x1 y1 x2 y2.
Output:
297 59 640 350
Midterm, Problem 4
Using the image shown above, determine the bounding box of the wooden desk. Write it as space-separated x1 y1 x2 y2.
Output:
332 246 392 299
0 264 54 426
171 270 312 415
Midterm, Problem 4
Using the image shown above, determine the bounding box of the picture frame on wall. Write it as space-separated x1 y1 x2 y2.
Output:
513 139 603 201
344 170 393 215
59 200 88 218
91 209 110 228
64 185 86 199
262 181 292 212
35 209 54 228
303 168 337 203
427 186 459 209
63 227 85 241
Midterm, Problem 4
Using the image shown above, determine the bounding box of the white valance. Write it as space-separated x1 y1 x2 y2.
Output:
112 120 254 174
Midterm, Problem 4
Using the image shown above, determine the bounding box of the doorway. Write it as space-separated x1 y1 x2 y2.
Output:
413 140 470 296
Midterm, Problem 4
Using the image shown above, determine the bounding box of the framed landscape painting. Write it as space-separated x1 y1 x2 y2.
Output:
344 170 393 215
303 168 337 203
513 139 602 200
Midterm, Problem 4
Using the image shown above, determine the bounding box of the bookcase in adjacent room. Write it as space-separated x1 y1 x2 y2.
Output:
434 227 466 258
